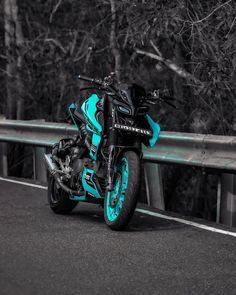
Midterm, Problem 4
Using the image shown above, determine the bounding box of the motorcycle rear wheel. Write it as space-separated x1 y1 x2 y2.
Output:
48 177 78 214
104 151 141 230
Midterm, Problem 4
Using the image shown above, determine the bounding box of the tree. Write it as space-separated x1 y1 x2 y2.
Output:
4 0 24 119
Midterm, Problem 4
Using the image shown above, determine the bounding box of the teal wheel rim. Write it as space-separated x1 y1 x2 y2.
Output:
106 158 129 222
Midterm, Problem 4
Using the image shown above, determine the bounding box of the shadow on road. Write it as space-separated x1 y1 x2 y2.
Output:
69 207 105 224
127 212 186 232
66 204 186 232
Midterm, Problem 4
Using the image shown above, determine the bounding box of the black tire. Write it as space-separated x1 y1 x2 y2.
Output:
104 151 141 230
48 177 78 214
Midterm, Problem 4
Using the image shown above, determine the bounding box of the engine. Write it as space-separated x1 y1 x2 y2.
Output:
51 136 107 197
69 147 85 190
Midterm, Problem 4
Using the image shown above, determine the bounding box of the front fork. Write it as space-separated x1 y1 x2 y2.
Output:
107 145 116 191
107 104 118 192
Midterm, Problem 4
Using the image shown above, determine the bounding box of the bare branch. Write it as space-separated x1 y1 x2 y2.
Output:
150 40 163 58
45 38 67 54
136 48 202 86
73 51 88 63
0 67 13 77
226 16 236 38
109 0 121 83
0 54 7 60
75 35 88 59
50 0 63 24
95 46 109 54
192 0 232 25
136 49 162 62
70 31 78 55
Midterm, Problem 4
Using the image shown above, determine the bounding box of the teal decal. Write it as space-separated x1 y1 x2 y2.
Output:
86 123 94 133
81 94 102 134
106 158 129 222
146 114 161 147
90 133 102 160
82 168 101 198
68 103 78 130
81 93 103 160
70 195 86 201
69 103 76 109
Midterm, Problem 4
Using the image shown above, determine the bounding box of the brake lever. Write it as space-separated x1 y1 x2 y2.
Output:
146 100 158 105
146 97 178 109
163 100 178 109
79 86 106 92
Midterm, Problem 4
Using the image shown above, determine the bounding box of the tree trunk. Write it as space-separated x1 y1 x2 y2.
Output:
173 42 184 102
109 0 121 83
4 0 15 119
4 0 25 177
4 0 24 120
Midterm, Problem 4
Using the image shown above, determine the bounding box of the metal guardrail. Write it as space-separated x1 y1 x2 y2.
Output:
0 120 77 147
0 119 236 227
1 120 236 172
144 132 236 172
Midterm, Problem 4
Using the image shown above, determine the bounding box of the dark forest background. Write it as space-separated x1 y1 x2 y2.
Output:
0 0 236 219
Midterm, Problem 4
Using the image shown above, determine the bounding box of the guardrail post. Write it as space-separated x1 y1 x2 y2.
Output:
220 173 236 227
144 163 165 210
216 176 221 224
0 142 8 177
30 119 47 183
33 147 47 183
0 115 8 177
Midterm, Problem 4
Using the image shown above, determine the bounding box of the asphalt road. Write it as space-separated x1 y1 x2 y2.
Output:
0 179 236 295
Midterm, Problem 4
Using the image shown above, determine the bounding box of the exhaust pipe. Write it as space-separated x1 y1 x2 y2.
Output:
44 153 81 196
44 154 58 173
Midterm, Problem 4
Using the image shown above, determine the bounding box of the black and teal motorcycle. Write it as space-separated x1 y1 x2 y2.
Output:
45 74 161 230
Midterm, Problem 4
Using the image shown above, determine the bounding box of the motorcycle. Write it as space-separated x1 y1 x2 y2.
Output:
44 74 163 230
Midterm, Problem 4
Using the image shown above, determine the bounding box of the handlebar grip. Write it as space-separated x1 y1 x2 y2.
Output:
77 74 94 82
77 74 102 85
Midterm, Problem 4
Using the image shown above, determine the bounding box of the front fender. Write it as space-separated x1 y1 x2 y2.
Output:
145 114 161 147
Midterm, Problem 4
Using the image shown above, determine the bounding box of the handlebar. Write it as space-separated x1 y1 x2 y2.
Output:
78 74 118 95
78 74 103 85
146 90 178 109
78 74 177 109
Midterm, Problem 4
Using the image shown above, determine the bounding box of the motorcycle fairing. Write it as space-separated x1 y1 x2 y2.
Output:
145 115 161 147
70 195 87 201
84 123 102 160
90 133 102 160
69 103 78 129
81 94 102 134
81 94 103 160
81 168 102 198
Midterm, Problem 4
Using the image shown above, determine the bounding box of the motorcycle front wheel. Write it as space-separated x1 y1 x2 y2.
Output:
104 151 141 230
